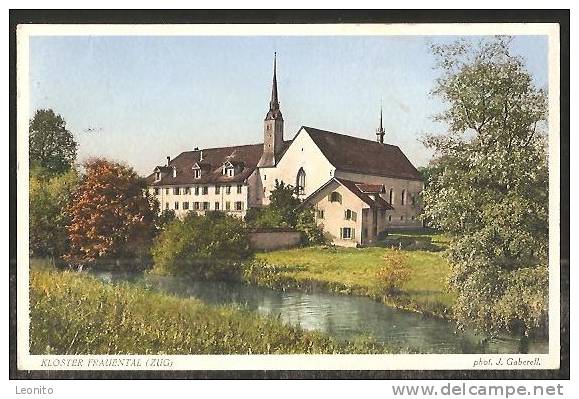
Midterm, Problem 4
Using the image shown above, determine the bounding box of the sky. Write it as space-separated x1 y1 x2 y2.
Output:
28 35 548 175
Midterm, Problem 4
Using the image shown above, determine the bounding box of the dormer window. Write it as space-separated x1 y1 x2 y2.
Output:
223 167 234 177
155 172 161 181
222 161 238 177
194 169 201 179
172 167 177 178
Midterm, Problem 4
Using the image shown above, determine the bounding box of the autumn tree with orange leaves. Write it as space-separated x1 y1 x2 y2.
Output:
66 158 158 265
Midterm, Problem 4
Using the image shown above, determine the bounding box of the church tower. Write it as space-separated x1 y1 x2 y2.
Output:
376 104 385 144
258 53 284 167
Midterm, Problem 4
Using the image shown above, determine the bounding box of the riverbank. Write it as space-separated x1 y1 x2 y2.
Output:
30 263 394 355
245 230 455 318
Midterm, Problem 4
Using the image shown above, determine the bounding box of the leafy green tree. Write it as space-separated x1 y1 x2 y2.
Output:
29 109 78 176
29 168 80 258
245 180 325 245
423 36 548 337
151 212 252 276
155 209 177 233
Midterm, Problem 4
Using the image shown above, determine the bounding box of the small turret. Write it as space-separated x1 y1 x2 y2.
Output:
376 103 385 144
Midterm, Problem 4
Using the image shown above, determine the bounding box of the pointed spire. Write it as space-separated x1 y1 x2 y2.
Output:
270 52 279 111
376 100 385 144
265 52 283 121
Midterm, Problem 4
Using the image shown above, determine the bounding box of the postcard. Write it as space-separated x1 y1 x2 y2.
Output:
11 15 568 378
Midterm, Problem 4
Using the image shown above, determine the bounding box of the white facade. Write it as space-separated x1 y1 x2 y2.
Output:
149 183 249 218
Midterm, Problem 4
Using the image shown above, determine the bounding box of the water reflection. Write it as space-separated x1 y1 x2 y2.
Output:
94 271 548 354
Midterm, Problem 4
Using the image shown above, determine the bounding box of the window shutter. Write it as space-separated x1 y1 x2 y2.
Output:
352 228 356 239
352 211 357 222
340 228 343 239
344 210 348 220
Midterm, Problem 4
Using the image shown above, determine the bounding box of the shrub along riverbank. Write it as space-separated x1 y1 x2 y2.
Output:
244 231 454 318
30 263 394 355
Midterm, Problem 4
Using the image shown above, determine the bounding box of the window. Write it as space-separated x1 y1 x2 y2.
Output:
411 194 416 206
202 186 208 195
237 184 242 194
184 187 191 195
264 174 267 180
388 215 392 222
329 192 342 204
226 168 234 177
340 227 354 239
173 187 180 195
174 202 179 210
165 188 169 195
235 201 243 211
344 209 357 221
215 185 221 194
401 189 406 206
400 216 404 221
194 186 199 195
155 172 160 181
165 202 169 210
225 201 231 210
296 168 306 195
183 202 189 210
193 202 200 210
215 202 220 210
194 169 201 179
154 188 160 195
389 188 394 205
226 185 231 195
203 202 209 210
317 209 325 219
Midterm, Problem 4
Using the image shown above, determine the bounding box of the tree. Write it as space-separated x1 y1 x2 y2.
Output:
245 180 325 245
29 109 78 176
65 158 158 265
422 37 548 337
29 168 80 258
151 211 252 276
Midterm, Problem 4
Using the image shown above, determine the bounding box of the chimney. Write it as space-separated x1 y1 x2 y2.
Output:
166 156 170 166
199 150 204 162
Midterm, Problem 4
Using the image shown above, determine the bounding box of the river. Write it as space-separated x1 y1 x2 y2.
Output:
94 271 548 354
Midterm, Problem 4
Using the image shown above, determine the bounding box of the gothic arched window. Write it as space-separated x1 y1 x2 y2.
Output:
296 168 306 195
389 188 394 205
401 189 406 206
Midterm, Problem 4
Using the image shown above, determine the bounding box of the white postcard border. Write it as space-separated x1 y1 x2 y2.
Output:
16 22 562 372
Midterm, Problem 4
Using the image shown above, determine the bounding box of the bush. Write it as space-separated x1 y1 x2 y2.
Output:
295 207 326 245
151 212 252 277
375 250 411 296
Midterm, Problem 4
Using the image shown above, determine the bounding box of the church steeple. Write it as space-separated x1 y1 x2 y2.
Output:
266 52 283 121
376 102 385 144
259 53 285 167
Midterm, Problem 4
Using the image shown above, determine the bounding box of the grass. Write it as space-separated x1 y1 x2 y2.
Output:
29 262 395 355
248 230 455 318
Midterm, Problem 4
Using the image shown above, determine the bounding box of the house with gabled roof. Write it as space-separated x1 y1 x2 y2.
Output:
146 54 423 246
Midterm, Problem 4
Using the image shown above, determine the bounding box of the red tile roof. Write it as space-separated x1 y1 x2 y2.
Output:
335 178 394 210
302 126 422 181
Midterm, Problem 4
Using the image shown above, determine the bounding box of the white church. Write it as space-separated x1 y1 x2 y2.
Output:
147 55 423 246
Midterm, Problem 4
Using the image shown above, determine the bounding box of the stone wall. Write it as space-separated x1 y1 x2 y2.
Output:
247 228 302 251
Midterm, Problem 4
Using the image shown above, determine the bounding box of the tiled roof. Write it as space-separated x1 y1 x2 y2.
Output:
355 183 385 193
146 141 291 186
301 177 394 210
302 126 422 181
335 178 394 210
